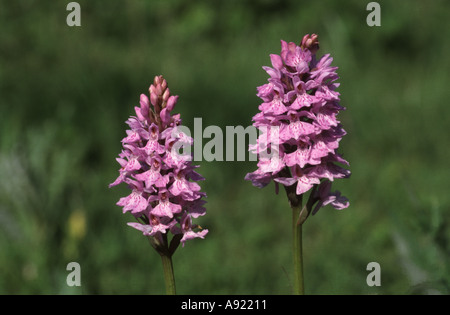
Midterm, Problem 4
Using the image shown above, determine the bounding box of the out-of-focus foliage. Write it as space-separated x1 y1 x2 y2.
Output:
0 0 449 294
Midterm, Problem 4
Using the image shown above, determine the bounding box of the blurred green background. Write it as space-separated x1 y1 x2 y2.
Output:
1 0 449 295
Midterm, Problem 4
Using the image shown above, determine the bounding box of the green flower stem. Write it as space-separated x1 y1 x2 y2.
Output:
148 234 178 295
292 205 305 295
281 166 308 295
160 253 176 295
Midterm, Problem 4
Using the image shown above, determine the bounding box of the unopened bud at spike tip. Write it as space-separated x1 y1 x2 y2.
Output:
162 88 170 103
166 95 178 112
153 75 162 86
139 94 150 117
301 34 319 54
150 92 159 107
161 79 167 91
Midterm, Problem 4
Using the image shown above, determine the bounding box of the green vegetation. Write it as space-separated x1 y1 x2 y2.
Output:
0 0 449 294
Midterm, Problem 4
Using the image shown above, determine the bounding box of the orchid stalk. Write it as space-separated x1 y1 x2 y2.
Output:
110 75 208 295
245 34 350 295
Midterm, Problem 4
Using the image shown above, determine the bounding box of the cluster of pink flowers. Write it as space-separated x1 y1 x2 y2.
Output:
245 34 350 212
110 75 207 247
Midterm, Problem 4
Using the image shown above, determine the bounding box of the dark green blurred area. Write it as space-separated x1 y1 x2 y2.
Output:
1 0 449 294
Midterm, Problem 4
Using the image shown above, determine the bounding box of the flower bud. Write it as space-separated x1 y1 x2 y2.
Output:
162 88 170 103
161 78 167 91
166 95 178 112
140 94 150 117
150 92 159 107
301 34 319 54
154 75 162 86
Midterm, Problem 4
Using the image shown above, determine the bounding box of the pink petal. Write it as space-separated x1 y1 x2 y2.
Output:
270 54 283 70
180 229 208 247
124 157 141 172
295 176 320 195
274 177 297 186
259 98 287 115
284 146 311 168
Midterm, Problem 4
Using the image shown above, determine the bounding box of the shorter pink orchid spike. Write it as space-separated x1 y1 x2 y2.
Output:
110 75 207 248
110 75 207 295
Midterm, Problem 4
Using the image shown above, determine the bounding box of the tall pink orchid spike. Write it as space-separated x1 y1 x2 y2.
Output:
245 34 350 294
